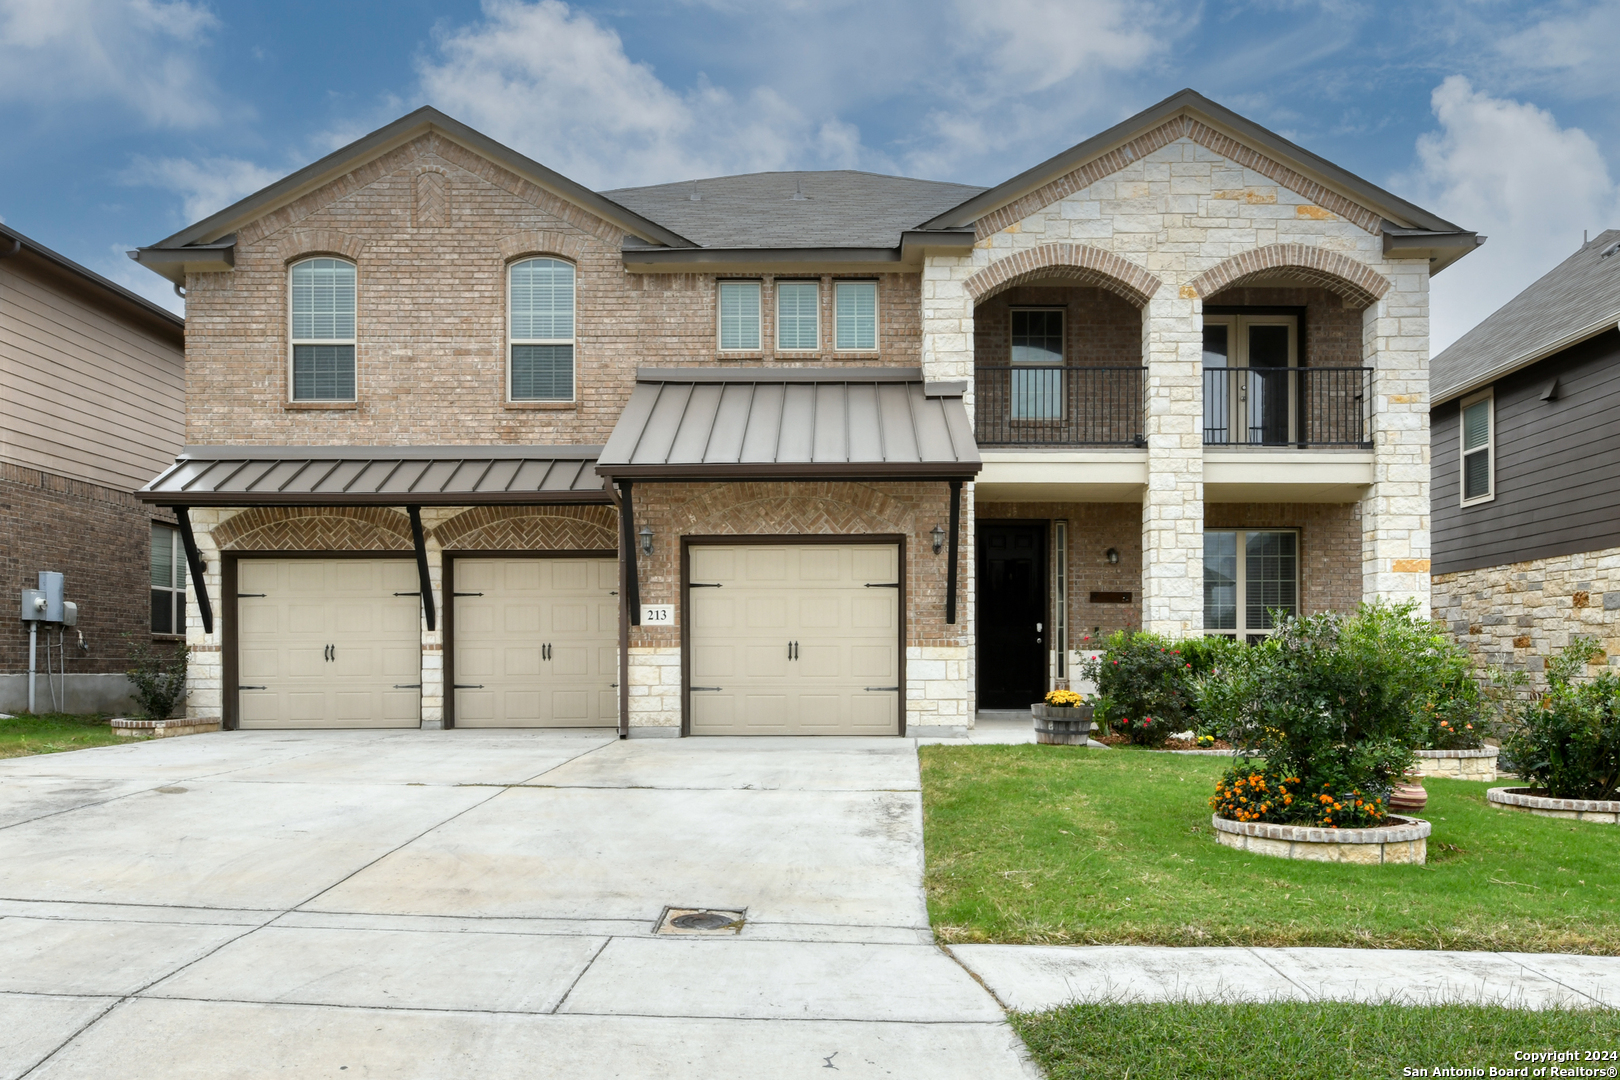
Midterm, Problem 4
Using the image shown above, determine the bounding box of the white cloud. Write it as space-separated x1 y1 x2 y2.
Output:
123 155 283 224
1397 76 1620 352
0 0 223 127
416 0 852 188
1493 3 1620 100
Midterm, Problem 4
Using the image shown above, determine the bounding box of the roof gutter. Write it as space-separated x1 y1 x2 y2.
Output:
130 236 237 285
1382 225 1485 275
0 222 185 333
620 230 974 274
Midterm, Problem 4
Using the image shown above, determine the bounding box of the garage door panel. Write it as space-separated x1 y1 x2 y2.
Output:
687 543 899 736
453 557 617 728
234 559 421 730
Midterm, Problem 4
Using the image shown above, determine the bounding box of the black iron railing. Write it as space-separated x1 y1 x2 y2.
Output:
974 366 1145 447
1202 367 1371 448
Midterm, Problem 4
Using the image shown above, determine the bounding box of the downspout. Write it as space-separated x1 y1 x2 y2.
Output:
946 480 962 624
406 506 437 632
174 508 213 634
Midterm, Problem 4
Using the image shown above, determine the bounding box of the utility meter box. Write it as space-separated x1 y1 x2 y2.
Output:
37 572 64 623
61 601 78 627
19 589 45 621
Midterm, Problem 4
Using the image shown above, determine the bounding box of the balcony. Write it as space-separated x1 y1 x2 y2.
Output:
1203 367 1371 449
973 366 1145 448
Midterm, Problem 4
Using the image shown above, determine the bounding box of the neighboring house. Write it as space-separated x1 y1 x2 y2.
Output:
0 223 186 713
130 89 1475 736
1431 231 1620 672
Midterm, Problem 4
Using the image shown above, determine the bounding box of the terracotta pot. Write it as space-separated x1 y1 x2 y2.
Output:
1388 775 1428 814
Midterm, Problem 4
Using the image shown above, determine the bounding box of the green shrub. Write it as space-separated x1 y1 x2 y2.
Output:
1079 632 1193 746
1420 645 1488 750
1502 636 1620 800
124 636 188 722
1195 600 1469 825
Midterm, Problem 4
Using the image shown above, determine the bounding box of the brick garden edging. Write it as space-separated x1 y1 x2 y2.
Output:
1487 787 1620 824
1414 747 1499 781
110 717 221 739
1211 814 1430 864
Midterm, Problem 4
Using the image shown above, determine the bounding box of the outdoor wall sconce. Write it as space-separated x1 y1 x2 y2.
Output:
1105 547 1120 564
639 524 654 556
931 525 946 554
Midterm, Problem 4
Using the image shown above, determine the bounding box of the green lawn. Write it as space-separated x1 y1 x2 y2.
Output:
921 744 1620 952
1012 1000 1620 1080
0 712 122 758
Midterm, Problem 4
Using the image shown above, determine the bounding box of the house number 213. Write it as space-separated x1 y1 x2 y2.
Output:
641 604 674 624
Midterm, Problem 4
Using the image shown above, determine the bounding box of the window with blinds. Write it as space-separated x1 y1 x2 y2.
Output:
289 258 357 401
151 523 186 635
1461 390 1494 505
718 281 761 350
834 281 876 350
776 281 818 351
510 257 576 401
1204 530 1297 643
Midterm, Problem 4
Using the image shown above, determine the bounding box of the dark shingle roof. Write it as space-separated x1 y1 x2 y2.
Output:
602 171 986 249
1432 230 1620 404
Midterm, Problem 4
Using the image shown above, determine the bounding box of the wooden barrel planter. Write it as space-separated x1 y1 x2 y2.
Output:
1414 747 1499 781
1486 787 1620 824
1032 703 1095 745
1211 814 1430 864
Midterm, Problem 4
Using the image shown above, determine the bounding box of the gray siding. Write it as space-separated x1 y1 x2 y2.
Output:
1432 328 1620 575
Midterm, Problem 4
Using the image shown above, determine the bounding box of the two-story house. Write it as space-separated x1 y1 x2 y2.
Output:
1431 231 1620 671
2 223 185 714
132 89 1476 736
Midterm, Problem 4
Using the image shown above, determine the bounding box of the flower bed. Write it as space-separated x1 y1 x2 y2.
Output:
1211 813 1430 864
1413 747 1499 781
109 717 221 740
1486 786 1620 825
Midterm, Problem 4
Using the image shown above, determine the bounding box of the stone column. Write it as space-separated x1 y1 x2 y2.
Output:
184 511 225 724
921 253 976 418
1140 290 1206 636
1360 266 1431 616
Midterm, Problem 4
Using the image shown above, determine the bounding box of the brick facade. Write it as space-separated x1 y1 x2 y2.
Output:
974 502 1144 640
0 462 177 676
972 286 1141 369
1205 502 1362 617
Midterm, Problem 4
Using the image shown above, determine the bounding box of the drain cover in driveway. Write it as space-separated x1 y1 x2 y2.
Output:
656 907 745 935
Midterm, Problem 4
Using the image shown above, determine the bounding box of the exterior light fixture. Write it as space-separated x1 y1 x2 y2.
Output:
931 525 946 554
639 524 654 556
1105 547 1119 564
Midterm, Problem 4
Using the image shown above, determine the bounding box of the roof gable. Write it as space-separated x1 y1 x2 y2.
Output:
922 90 1469 255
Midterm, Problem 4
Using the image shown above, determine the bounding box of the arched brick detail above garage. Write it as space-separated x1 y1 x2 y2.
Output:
964 243 1162 309
212 507 412 551
1190 244 1390 308
433 505 618 550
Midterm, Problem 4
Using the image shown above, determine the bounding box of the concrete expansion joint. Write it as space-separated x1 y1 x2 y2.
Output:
938 943 1013 1012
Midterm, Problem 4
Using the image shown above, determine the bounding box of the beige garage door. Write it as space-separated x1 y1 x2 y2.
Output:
451 557 618 728
236 559 422 729
688 543 900 736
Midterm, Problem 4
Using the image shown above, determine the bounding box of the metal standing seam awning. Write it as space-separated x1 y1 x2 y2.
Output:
593 367 982 628
135 445 611 635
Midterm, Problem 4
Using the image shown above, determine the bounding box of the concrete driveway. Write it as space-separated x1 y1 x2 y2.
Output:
0 731 1036 1079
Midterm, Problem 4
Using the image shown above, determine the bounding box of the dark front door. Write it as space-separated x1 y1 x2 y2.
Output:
977 521 1048 709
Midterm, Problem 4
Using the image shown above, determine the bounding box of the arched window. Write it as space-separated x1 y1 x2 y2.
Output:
509 257 575 401
289 257 357 401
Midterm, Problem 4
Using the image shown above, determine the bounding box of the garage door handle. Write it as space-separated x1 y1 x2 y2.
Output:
237 592 266 598
690 582 723 588
453 591 483 597
393 683 421 689
394 591 421 597
238 685 267 691
864 583 900 588
453 683 484 689
691 686 723 692
864 686 900 692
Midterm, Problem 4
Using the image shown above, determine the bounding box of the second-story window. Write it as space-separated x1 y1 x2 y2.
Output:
777 281 819 351
1461 389 1494 505
1011 308 1064 420
834 281 877 350
289 257 356 401
719 281 761 350
510 257 576 401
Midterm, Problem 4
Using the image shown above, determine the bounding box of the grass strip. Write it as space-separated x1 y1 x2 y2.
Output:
1012 1000 1620 1080
921 744 1620 952
1010 1003 1620 1080
0 712 122 759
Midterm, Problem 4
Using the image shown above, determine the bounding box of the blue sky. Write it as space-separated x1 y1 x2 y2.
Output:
3 0 1618 350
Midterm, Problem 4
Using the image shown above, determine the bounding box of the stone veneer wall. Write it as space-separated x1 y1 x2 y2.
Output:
921 121 1432 631
1433 544 1620 679
625 480 971 733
